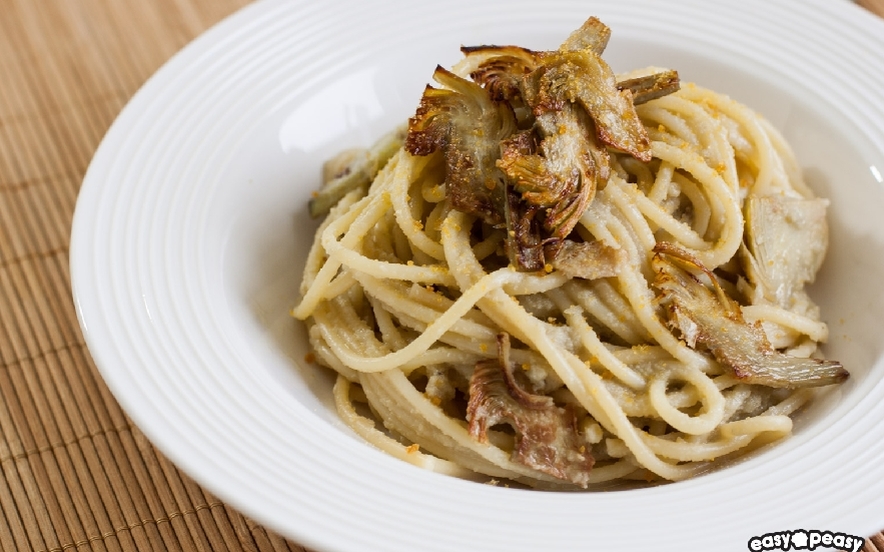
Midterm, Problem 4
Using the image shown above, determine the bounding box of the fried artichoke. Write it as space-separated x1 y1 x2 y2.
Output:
405 16 680 271
467 333 595 487
653 242 847 388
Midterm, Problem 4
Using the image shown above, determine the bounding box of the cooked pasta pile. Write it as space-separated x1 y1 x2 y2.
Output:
292 18 845 489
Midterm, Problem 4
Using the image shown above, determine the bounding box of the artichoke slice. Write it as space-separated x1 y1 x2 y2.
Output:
467 333 595 487
653 242 847 388
496 105 608 264
524 50 652 162
308 125 405 217
406 66 518 227
460 45 539 107
743 196 830 309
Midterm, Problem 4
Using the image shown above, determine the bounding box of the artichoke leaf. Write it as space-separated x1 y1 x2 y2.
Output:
558 15 611 55
616 66 681 106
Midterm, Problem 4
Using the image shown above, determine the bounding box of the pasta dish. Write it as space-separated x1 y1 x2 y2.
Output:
292 17 847 489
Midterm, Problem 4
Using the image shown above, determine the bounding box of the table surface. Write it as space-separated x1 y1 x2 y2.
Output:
1 1 882 551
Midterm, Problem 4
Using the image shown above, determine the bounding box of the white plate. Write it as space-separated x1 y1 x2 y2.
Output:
71 0 884 550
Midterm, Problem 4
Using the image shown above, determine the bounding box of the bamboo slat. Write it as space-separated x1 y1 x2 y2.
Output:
859 0 884 18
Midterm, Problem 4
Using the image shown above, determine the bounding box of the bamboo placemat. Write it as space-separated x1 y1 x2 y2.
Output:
0 1 311 550
0 1 882 551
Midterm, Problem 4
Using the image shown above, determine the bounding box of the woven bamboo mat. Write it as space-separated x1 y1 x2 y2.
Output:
0 1 882 551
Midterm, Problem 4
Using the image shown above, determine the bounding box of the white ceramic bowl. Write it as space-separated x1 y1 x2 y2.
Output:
71 0 884 550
